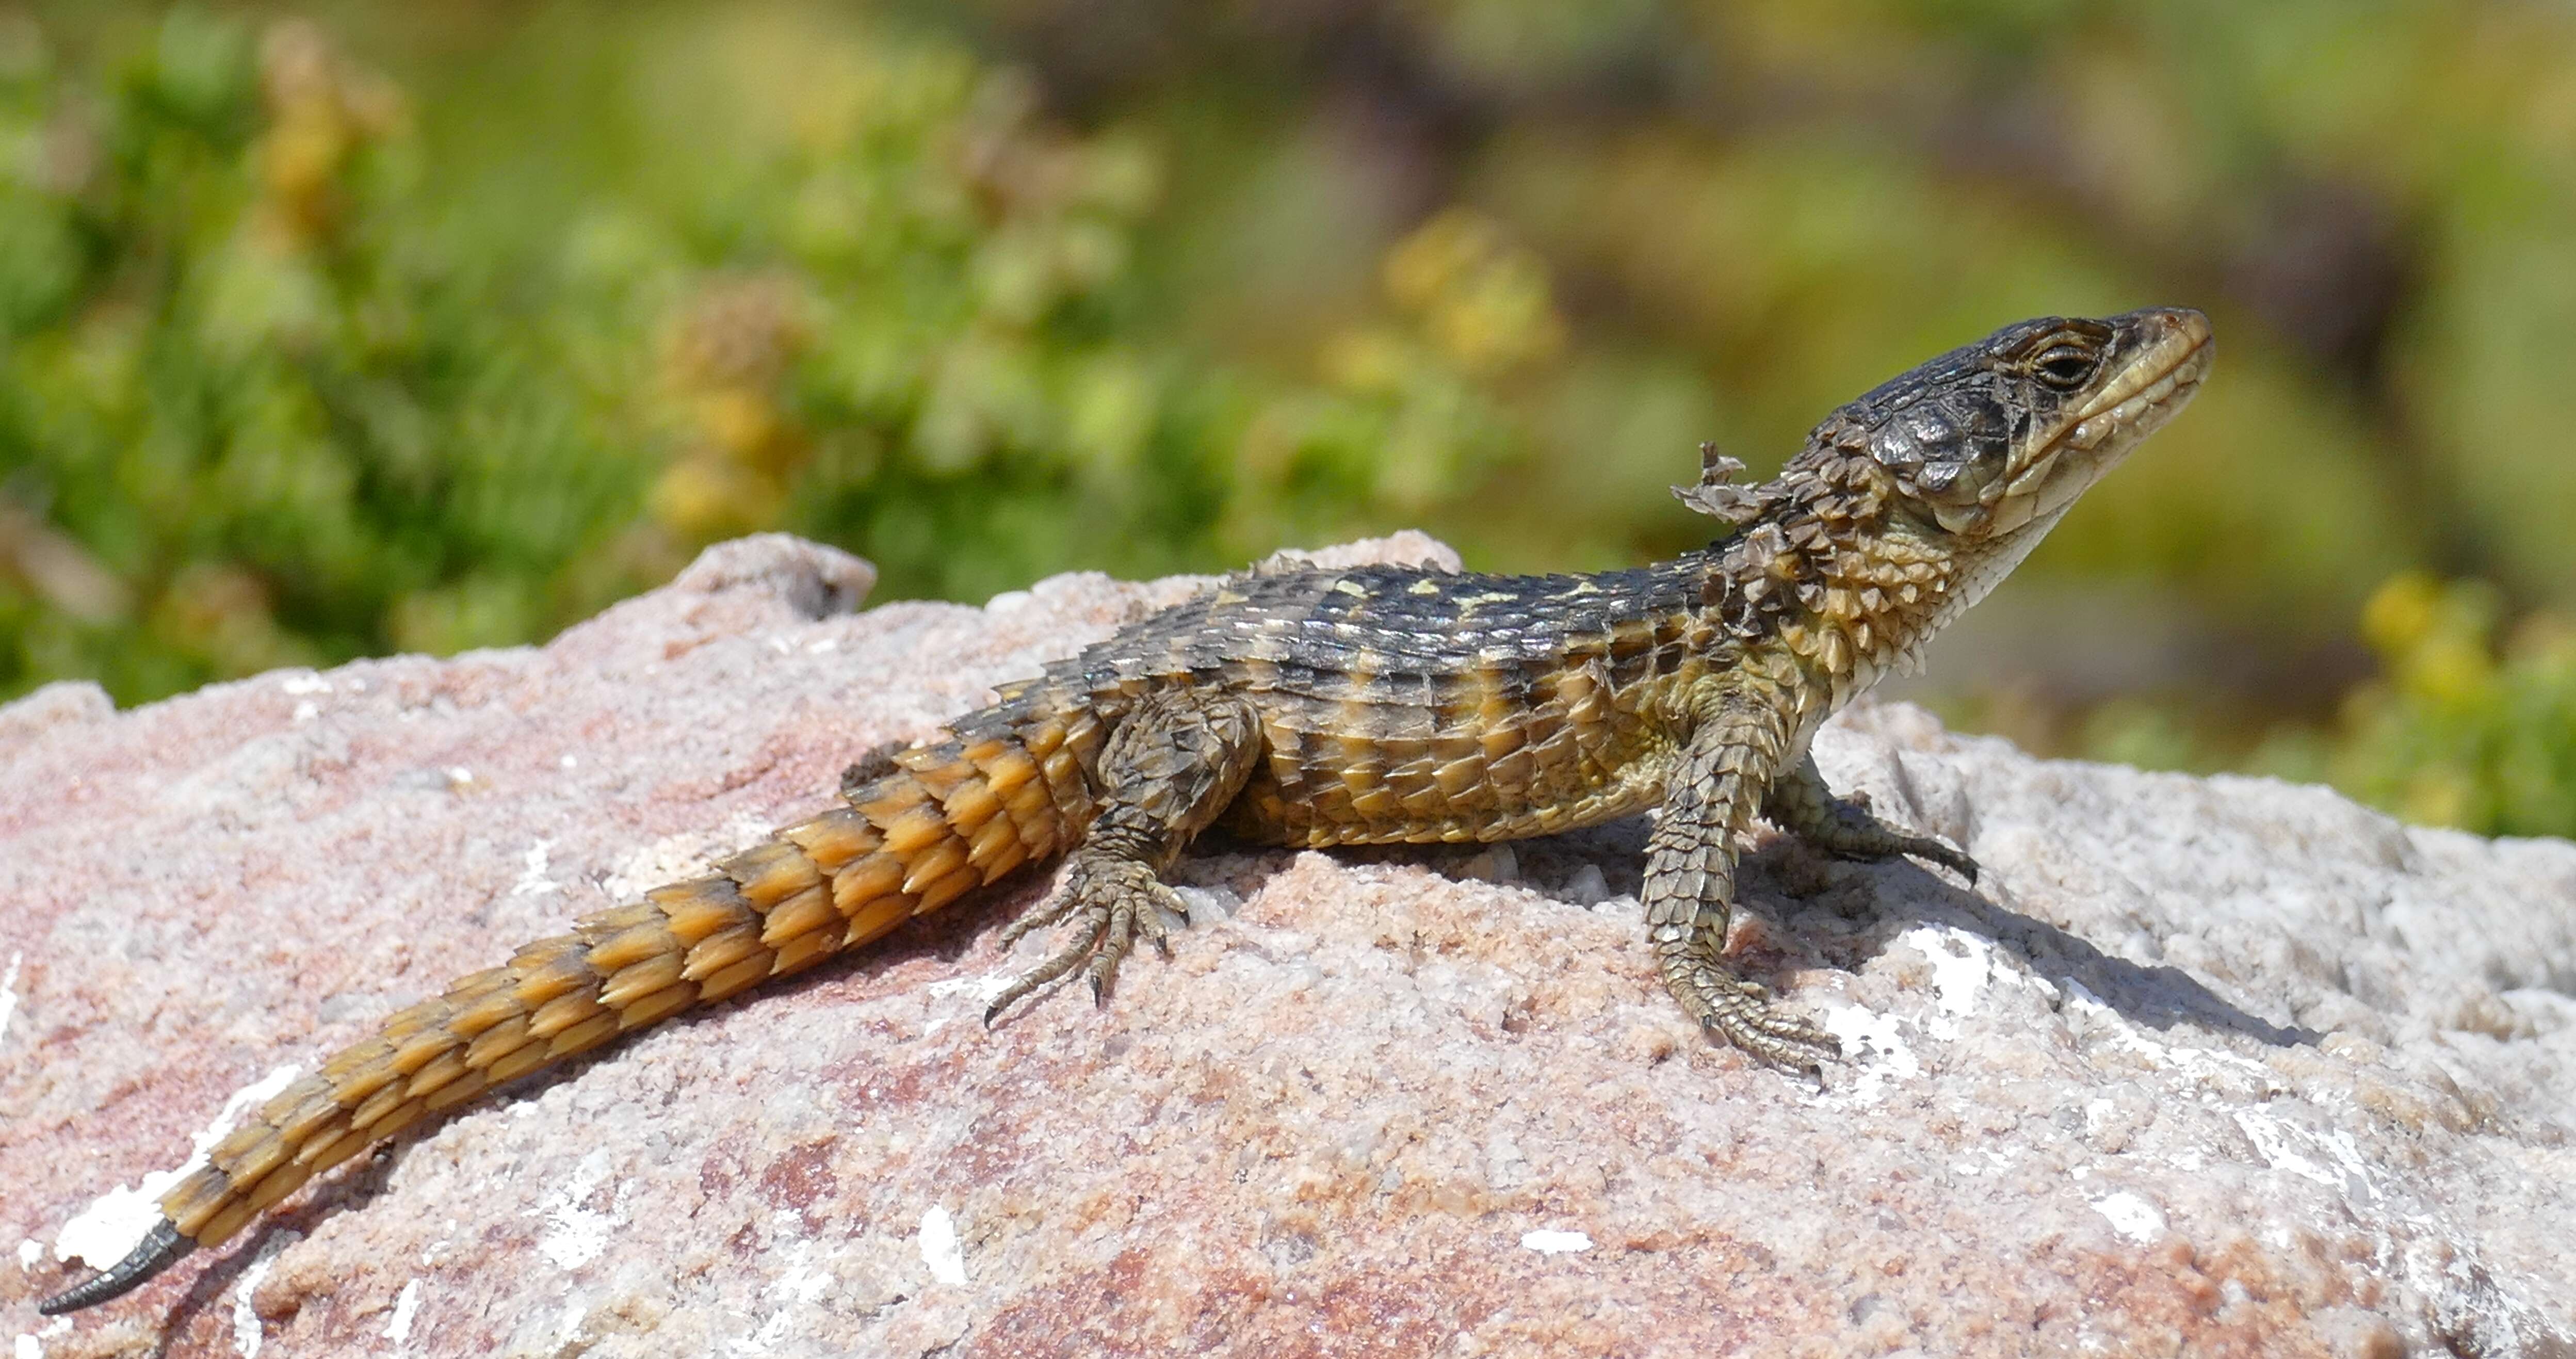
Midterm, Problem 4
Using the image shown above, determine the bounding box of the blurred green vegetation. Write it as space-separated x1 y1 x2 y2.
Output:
2322 575 2576 837
0 1 2570 840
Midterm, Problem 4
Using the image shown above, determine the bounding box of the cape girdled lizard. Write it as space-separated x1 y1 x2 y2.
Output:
39 306 2212 1314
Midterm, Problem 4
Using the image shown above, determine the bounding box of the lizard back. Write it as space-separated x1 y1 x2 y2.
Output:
981 555 1727 847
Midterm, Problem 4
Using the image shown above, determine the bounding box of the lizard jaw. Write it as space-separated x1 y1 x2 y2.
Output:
2021 307 2213 521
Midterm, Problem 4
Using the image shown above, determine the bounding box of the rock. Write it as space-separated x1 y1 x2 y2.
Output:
2 535 2570 1357
0 680 111 747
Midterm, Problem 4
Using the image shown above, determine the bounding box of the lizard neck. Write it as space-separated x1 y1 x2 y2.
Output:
1693 451 2032 716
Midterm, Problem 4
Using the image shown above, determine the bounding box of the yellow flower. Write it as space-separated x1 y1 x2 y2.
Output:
2359 571 2443 658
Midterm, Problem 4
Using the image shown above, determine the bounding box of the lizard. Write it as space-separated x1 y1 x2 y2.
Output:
37 305 2211 1315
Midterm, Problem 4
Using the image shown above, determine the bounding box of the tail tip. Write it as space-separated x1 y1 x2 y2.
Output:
36 1218 192 1315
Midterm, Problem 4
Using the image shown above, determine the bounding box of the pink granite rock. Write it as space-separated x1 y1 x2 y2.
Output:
2 533 2570 1358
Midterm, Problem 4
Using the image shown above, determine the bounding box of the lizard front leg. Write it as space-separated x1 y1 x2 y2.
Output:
986 689 1263 1020
1644 691 1841 1071
1764 752 1978 883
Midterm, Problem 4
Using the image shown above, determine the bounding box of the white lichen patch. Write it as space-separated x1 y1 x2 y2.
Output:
383 1278 424 1342
510 839 559 897
56 1065 301 1269
2088 1191 2167 1243
730 1231 837 1355
919 1207 967 1286
1518 1230 1593 1254
532 1150 623 1271
0 952 21 1050
1813 999 1921 1107
229 1234 294 1358
925 973 1023 1031
1899 924 2056 1041
1950 1148 2019 1178
2232 1108 2381 1205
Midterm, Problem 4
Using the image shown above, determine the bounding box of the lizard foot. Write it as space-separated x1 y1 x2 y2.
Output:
1765 761 1980 886
1659 945 1840 1072
986 858 1182 1023
1793 801 1980 885
1844 831 1979 886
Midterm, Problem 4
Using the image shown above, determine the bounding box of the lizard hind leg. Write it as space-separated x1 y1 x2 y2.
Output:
985 690 1262 1023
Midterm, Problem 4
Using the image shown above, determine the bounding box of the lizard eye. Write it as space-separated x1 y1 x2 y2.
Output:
2033 346 2098 389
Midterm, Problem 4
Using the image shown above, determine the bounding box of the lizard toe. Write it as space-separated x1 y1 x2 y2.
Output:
1705 997 1842 1072
989 857 1185 1023
1079 871 1186 1001
1662 950 1841 1072
1929 842 1980 885
1887 835 1978 885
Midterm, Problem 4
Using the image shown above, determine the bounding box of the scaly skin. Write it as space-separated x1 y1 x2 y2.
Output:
40 306 2211 1315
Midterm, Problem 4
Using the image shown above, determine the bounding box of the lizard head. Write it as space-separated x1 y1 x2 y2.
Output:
1803 306 2212 541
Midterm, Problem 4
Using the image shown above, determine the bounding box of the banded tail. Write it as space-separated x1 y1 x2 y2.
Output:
40 713 1098 1315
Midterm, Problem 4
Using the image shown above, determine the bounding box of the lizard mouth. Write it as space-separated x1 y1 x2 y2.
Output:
1977 309 2213 536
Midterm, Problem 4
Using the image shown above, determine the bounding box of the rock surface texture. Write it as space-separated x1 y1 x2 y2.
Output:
3 533 2571 1358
